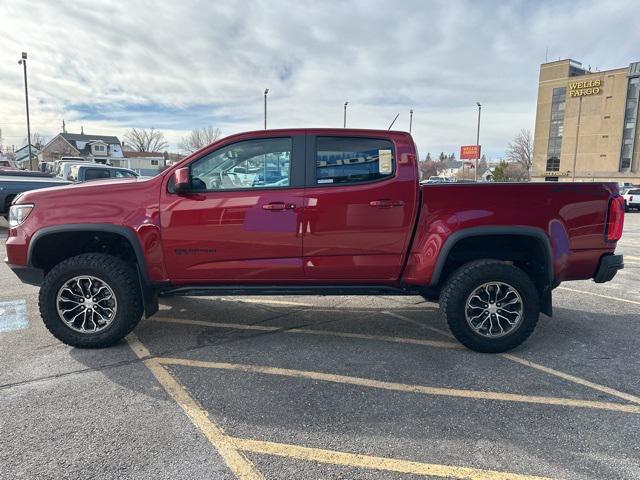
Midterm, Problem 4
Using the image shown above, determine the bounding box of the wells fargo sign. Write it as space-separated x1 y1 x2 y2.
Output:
568 79 602 97
460 145 480 160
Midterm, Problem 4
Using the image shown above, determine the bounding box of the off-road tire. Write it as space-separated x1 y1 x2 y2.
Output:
439 260 540 353
39 253 143 348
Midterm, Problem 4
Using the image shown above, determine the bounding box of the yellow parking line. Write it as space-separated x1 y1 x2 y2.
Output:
501 354 640 405
231 437 553 480
151 317 462 349
129 335 553 480
158 357 640 414
384 312 640 406
624 255 640 261
126 334 264 480
233 298 315 307
557 286 640 306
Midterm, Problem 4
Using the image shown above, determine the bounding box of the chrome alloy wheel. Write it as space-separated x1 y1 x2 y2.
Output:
56 276 118 333
464 282 523 338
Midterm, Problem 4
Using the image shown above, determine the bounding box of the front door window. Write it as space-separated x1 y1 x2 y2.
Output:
190 137 291 191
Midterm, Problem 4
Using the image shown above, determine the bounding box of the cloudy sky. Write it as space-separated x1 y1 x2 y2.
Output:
1 0 638 158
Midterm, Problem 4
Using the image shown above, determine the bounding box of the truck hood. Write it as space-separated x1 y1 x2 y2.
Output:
16 176 157 204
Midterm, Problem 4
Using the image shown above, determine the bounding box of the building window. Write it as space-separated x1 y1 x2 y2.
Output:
546 87 566 172
619 77 639 172
151 159 159 166
546 156 560 171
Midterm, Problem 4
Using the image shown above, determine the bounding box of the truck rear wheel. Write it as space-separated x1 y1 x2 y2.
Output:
439 260 540 353
39 253 144 348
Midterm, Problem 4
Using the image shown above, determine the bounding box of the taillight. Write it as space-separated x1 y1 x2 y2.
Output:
606 196 625 242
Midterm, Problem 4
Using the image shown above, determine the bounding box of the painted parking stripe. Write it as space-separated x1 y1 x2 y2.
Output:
158 357 640 414
232 298 315 307
557 286 640 306
0 300 27 333
385 312 640 406
150 317 462 349
153 314 640 406
126 334 264 480
231 437 553 480
128 336 553 480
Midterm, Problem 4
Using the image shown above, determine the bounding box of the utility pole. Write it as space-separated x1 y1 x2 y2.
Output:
572 96 583 181
264 89 269 129
475 102 481 182
343 102 349 128
409 109 414 133
18 52 33 170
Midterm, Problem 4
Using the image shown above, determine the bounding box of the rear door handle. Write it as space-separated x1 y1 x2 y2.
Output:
369 199 405 208
263 202 296 211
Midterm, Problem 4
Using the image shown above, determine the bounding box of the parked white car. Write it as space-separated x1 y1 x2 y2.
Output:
623 187 640 211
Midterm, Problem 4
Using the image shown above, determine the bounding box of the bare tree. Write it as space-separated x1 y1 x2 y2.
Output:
179 126 222 154
419 159 446 180
505 129 532 180
455 162 476 181
124 127 169 152
31 132 48 149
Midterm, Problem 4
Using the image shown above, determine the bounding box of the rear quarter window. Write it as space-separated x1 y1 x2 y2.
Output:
315 137 394 185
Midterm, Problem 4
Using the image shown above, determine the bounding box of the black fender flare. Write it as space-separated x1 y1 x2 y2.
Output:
429 226 554 316
28 224 158 317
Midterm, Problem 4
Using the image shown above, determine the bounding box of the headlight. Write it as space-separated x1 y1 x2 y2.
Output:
8 204 34 227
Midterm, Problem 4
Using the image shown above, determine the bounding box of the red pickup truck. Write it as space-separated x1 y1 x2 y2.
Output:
5 129 625 352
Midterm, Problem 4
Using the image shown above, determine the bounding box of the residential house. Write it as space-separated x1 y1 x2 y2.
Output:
14 144 40 169
118 151 165 176
40 132 124 165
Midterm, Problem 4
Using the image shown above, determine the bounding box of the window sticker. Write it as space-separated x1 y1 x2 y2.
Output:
379 149 393 174
317 178 334 184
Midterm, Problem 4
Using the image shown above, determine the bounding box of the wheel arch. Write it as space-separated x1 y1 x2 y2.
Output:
429 226 554 316
28 224 158 317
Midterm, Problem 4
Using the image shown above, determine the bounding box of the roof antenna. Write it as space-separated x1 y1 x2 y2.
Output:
387 113 400 130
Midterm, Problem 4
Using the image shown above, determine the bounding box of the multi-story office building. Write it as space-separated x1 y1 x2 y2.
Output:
532 59 640 183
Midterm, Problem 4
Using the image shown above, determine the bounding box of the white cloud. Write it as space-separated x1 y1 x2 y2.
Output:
0 0 638 157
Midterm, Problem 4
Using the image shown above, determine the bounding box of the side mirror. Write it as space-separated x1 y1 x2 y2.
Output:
172 167 190 194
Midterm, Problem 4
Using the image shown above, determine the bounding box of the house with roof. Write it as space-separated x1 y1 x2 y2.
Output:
14 144 40 169
40 132 124 165
118 151 165 176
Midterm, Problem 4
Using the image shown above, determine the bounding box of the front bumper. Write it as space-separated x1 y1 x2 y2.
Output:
5 259 43 286
593 254 623 283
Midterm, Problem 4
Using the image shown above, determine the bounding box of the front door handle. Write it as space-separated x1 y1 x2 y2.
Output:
369 199 405 208
263 202 296 211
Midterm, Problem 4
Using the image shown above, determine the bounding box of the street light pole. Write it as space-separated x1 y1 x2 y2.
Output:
264 89 269 129
343 101 348 128
409 109 413 134
18 52 33 170
475 102 481 182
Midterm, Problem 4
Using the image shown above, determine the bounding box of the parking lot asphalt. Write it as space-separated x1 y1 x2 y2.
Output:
1 214 639 480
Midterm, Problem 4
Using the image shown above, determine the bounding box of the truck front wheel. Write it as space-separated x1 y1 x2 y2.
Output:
439 260 540 353
39 254 144 348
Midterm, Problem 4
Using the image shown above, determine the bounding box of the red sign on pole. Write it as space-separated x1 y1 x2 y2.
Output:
460 145 481 160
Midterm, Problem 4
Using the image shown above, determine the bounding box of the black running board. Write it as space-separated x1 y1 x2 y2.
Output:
158 284 426 297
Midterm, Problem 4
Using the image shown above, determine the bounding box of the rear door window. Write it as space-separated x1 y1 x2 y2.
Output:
315 137 394 185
